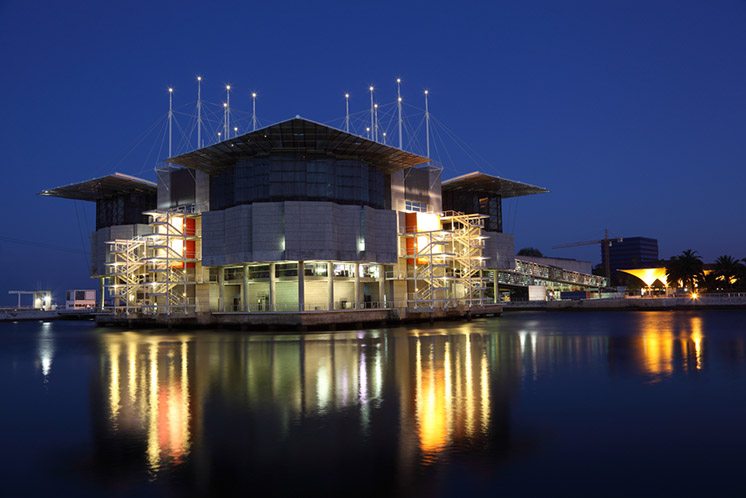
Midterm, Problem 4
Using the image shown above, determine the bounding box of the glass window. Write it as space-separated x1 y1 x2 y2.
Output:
224 267 244 282
275 263 298 278
209 267 219 282
304 262 328 277
405 200 427 212
333 263 356 278
248 265 270 280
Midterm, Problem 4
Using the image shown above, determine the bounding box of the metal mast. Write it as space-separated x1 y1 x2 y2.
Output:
369 85 374 138
196 76 202 148
222 102 228 141
373 103 379 142
225 84 231 138
251 92 258 131
168 87 173 157
344 93 350 132
424 89 430 158
396 78 402 149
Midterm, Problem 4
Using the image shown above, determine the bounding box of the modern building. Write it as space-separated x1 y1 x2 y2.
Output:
65 289 97 309
42 117 604 326
603 236 659 285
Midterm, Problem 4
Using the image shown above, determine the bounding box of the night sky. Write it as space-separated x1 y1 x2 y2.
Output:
1 0 745 304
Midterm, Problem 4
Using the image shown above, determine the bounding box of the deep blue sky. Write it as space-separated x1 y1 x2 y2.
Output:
1 0 745 303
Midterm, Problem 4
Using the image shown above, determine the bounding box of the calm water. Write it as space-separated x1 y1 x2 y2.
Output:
2 311 746 497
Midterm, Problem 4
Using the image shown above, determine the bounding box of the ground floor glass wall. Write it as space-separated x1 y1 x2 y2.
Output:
209 262 391 312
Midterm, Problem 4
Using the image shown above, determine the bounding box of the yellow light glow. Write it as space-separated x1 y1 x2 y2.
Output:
618 267 668 287
416 212 440 231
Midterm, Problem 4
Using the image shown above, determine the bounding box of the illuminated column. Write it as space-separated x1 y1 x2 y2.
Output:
269 263 277 311
493 270 499 304
218 266 225 312
298 260 305 312
327 262 334 310
377 264 385 308
354 263 360 309
243 264 250 312
99 277 105 311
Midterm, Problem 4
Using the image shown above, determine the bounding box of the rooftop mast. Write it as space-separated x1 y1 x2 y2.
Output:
168 87 173 157
424 89 430 158
225 84 231 139
251 92 258 131
222 102 228 141
344 93 350 133
396 78 403 149
373 103 379 142
369 85 374 139
196 76 203 148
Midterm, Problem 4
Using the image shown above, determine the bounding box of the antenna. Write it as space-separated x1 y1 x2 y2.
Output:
196 76 203 148
251 92 258 131
369 85 374 139
344 93 350 133
424 89 430 158
396 78 402 149
373 103 379 142
168 87 173 157
225 85 231 138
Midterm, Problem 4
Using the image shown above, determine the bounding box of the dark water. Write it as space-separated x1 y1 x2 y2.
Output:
2 312 746 497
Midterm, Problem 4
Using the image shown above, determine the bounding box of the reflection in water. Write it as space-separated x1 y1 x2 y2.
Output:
100 334 192 473
413 332 491 461
38 322 54 379
91 312 713 494
632 314 706 380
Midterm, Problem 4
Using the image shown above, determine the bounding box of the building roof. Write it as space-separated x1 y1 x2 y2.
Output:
40 173 157 201
167 117 430 175
441 171 548 198
618 268 669 287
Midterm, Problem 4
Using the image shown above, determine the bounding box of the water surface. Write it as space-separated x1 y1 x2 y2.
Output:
2 311 746 497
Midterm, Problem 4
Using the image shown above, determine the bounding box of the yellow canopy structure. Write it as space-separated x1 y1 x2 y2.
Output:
619 268 669 287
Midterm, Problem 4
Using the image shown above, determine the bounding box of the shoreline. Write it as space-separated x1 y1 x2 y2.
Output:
502 297 746 312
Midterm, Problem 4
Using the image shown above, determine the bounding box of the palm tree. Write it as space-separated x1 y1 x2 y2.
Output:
666 249 704 291
712 255 743 291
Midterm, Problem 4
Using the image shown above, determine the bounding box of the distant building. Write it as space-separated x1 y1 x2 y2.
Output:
603 237 659 284
66 289 96 309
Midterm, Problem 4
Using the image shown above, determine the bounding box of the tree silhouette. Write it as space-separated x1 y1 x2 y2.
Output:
665 249 704 291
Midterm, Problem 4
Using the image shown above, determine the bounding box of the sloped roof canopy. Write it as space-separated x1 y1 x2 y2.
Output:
40 173 157 202
167 117 430 175
441 171 548 199
618 268 669 287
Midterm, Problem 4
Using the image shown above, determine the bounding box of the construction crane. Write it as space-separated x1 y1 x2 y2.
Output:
552 229 622 281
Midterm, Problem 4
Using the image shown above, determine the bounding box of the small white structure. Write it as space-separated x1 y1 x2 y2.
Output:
528 285 548 302
8 290 53 310
66 289 96 309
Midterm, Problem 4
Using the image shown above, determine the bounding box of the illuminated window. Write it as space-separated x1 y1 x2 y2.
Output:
405 200 427 212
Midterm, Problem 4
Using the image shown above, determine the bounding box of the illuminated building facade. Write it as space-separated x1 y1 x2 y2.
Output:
42 117 600 324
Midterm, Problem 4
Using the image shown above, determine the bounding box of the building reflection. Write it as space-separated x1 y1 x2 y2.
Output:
37 321 54 380
94 328 519 491
98 333 194 473
403 331 492 461
609 313 706 380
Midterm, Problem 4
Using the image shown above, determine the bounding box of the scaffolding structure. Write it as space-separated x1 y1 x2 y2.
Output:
105 206 199 316
401 211 489 309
